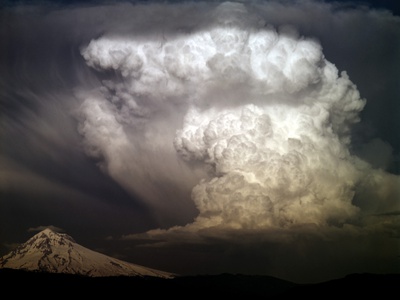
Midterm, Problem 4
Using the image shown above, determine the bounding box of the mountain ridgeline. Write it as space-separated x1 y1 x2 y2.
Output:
0 229 398 297
0 228 174 278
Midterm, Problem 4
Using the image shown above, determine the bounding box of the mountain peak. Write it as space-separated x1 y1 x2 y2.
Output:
34 228 75 243
40 228 57 236
41 228 54 234
0 229 175 278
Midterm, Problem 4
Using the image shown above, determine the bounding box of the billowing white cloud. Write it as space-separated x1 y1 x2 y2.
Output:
1 0 399 284
76 1 399 241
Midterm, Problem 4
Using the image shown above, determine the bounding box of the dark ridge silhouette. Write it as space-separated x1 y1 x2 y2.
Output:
1 268 398 297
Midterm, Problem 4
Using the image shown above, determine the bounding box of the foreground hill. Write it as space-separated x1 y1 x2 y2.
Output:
0 268 398 297
1 228 398 297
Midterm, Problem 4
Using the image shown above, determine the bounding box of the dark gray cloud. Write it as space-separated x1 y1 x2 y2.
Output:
27 225 64 233
0 0 399 283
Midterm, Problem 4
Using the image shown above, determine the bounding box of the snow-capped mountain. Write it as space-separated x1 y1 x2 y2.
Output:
0 228 174 278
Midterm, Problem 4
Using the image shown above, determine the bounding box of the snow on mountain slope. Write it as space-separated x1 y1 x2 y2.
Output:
0 228 175 278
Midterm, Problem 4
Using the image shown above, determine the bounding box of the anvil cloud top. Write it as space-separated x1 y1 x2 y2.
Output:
1 0 399 283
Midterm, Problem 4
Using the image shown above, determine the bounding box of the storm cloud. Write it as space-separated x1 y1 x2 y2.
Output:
1 0 399 283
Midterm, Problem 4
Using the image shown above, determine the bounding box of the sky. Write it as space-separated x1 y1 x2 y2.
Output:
0 0 399 283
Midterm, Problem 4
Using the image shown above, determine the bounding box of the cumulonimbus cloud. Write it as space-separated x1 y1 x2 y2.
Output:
77 1 399 242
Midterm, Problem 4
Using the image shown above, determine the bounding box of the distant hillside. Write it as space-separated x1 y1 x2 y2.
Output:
0 228 174 278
